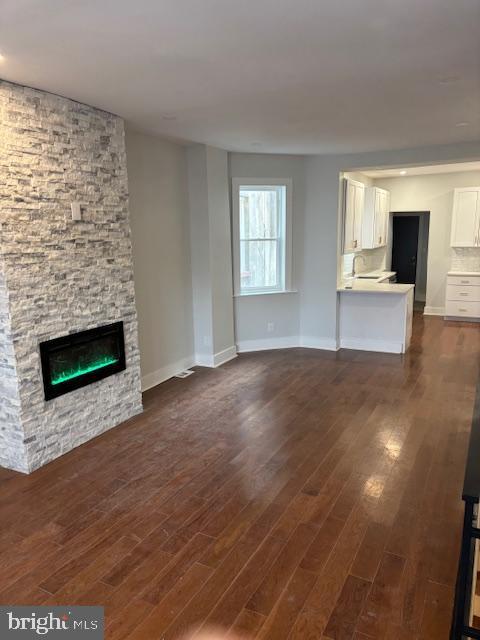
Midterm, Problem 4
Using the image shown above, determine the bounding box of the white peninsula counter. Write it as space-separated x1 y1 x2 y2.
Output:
337 279 414 354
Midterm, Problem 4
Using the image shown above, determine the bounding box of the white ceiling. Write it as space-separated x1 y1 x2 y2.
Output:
363 161 480 178
1 0 479 154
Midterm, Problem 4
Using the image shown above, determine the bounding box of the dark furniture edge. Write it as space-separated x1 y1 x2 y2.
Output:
462 380 480 503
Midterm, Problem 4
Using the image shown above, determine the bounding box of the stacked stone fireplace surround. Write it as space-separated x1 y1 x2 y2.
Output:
0 80 143 473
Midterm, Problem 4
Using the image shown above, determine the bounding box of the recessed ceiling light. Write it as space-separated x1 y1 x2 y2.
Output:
0 53 5 62
399 170 407 175
455 121 469 127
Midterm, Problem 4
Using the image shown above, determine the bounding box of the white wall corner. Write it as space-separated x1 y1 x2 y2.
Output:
299 336 339 351
423 306 446 316
141 356 195 392
195 353 215 368
213 345 238 367
195 345 237 368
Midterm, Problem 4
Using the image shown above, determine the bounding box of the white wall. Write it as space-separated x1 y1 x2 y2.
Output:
126 128 194 389
343 171 373 186
207 147 236 356
375 170 480 313
303 142 480 345
187 144 236 366
186 145 213 362
229 153 305 350
230 143 480 351
301 156 341 347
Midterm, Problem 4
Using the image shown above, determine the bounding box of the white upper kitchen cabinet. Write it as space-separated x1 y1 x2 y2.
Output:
363 186 390 249
450 187 480 247
343 178 365 253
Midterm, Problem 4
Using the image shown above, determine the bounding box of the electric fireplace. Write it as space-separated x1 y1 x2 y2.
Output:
40 322 126 401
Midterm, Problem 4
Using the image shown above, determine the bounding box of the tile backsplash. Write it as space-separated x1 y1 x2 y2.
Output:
342 246 387 278
451 248 480 272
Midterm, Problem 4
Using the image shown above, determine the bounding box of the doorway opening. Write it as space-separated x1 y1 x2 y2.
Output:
391 212 430 311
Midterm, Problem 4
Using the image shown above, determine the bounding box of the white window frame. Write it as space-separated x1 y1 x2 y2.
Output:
232 177 293 296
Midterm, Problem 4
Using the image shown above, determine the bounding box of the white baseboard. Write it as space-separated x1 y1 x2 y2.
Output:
213 345 238 367
299 335 339 351
195 353 214 367
445 316 480 323
339 337 404 354
424 306 445 316
236 336 300 353
195 345 238 368
143 346 237 390
237 334 402 354
141 355 195 391
236 335 339 353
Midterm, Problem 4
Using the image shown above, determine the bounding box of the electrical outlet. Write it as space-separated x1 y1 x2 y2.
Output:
267 322 275 333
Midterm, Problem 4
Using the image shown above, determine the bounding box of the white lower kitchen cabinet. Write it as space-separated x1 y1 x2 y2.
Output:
338 285 414 354
445 272 480 320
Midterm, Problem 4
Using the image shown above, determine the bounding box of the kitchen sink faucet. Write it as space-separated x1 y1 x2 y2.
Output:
352 254 366 277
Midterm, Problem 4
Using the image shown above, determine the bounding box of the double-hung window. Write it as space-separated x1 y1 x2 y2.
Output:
232 178 292 295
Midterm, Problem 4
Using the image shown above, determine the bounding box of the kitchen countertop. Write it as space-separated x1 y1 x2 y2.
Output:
448 271 480 277
337 279 414 295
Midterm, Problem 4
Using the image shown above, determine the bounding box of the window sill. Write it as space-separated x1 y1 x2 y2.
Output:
234 289 298 298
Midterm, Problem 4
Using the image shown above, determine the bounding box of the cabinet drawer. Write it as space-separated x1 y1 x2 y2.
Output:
447 275 480 287
446 284 480 302
445 300 480 318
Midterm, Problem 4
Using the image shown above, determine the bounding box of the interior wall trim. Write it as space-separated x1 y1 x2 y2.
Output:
236 335 339 353
339 337 404 354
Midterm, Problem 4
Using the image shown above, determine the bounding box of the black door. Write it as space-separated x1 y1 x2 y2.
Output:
391 216 419 284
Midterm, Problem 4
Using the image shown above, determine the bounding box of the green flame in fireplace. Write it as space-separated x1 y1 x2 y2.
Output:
51 356 119 386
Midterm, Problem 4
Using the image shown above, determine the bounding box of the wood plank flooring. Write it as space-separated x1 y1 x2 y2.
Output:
0 313 479 639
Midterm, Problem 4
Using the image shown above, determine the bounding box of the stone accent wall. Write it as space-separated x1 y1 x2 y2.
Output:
0 260 26 471
0 81 143 473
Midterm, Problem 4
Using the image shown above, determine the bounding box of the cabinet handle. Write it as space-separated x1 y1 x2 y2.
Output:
460 293 469 296
459 308 468 312
461 280 469 284
354 239 358 248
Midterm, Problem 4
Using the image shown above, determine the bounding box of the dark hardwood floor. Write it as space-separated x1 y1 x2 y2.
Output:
0 313 479 639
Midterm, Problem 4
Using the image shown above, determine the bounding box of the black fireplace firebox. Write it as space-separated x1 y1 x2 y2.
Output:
40 322 126 401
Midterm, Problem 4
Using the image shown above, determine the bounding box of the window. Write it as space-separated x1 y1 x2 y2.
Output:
232 178 292 295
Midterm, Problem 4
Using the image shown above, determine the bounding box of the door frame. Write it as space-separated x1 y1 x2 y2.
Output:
388 211 430 302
